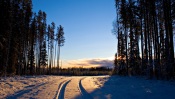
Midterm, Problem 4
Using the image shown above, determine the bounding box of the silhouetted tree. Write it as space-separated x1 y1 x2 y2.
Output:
56 25 65 73
0 0 64 76
113 0 174 79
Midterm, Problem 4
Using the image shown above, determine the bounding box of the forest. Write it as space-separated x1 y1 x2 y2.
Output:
1 0 175 79
0 0 65 76
113 0 175 80
0 0 111 77
1 0 175 98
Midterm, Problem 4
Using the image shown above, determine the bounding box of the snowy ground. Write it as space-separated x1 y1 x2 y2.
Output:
1 75 175 99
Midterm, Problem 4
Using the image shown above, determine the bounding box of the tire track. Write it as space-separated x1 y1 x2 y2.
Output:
6 77 65 99
6 82 47 99
78 78 93 99
54 78 69 99
56 79 71 99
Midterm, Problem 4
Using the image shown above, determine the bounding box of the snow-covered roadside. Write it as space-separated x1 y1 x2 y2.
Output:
1 75 175 99
82 76 175 99
0 75 66 99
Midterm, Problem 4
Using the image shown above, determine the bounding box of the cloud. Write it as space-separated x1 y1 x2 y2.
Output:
62 57 114 68
88 59 113 68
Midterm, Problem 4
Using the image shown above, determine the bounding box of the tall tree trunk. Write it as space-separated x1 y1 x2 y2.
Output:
144 2 148 76
57 45 60 74
30 28 35 75
163 0 174 79
125 25 128 75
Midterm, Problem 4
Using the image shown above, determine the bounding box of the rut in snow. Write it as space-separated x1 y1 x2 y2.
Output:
6 82 47 99
78 78 93 99
57 80 71 99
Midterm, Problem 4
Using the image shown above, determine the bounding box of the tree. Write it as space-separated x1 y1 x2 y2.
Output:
29 14 37 75
47 22 55 74
40 41 47 74
56 25 65 73
0 0 64 76
113 0 174 79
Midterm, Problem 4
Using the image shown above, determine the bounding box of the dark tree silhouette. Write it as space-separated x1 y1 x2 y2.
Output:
113 0 175 79
0 0 65 76
56 25 65 73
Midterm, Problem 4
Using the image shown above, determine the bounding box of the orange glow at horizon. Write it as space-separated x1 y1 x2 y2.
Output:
60 57 114 68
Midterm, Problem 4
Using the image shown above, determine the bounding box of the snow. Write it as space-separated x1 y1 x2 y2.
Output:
1 75 175 99
82 76 175 99
0 76 65 99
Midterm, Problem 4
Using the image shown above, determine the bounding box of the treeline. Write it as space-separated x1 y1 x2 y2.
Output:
0 0 65 76
113 0 175 80
57 67 112 76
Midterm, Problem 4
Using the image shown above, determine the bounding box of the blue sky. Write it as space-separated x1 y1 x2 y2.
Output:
32 0 117 68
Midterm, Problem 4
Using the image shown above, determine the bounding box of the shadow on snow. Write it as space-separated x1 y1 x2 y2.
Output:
74 75 175 99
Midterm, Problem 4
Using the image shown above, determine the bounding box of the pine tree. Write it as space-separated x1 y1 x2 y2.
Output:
47 22 55 74
114 0 174 79
29 15 37 75
40 41 47 74
0 0 64 76
56 25 65 73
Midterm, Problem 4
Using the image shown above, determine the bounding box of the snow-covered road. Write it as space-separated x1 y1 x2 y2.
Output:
0 76 97 99
1 75 175 99
56 77 94 99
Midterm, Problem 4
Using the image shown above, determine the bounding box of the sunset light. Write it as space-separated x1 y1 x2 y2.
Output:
1 0 175 99
32 0 117 69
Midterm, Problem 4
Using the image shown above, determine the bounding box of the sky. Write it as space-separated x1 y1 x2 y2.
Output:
32 0 117 68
